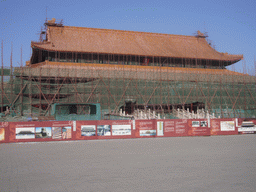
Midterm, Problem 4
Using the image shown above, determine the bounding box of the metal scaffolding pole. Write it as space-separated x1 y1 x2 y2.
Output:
1 40 3 113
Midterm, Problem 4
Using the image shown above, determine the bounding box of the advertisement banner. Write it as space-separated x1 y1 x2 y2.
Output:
187 119 210 136
75 121 97 140
112 124 131 136
49 121 73 139
16 127 35 139
135 120 156 137
97 125 111 136
237 119 256 134
155 119 188 137
2 118 246 144
0 128 5 141
75 120 133 140
220 121 235 131
81 125 96 136
210 119 238 135
140 130 156 136
157 121 164 136
162 120 175 137
110 120 133 138
175 119 188 136
9 121 73 143
0 122 9 143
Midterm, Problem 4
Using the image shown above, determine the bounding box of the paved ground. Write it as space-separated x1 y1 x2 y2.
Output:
1 135 256 192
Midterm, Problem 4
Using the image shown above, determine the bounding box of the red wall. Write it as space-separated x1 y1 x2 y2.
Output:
0 122 9 143
237 118 256 134
1 118 252 144
187 119 211 136
154 119 210 137
210 118 238 135
8 121 74 143
135 120 156 138
75 120 134 140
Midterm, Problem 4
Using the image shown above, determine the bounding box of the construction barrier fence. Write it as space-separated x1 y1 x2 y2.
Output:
0 118 255 144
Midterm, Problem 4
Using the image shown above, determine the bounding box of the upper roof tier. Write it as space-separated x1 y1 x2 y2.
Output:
32 25 243 64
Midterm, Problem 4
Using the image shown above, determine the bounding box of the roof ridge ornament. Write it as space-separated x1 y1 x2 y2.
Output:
44 18 63 27
195 30 208 38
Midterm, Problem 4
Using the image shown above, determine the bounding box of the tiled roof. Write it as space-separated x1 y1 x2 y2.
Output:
32 25 243 62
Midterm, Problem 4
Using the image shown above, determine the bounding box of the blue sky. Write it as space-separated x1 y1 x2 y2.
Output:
1 0 255 74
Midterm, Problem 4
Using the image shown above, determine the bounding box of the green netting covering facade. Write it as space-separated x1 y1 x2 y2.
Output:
0 63 255 121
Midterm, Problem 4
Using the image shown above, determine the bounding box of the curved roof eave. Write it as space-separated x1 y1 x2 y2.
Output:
31 44 243 64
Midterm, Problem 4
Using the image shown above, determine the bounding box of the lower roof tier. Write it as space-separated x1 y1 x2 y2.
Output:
21 61 253 85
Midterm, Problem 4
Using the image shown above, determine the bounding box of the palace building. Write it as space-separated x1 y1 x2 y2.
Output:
0 19 255 121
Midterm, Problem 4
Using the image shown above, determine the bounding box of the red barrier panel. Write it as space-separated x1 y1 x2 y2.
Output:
76 120 134 140
0 122 9 143
135 120 156 138
8 121 74 143
172 119 189 137
155 119 210 137
155 119 188 137
237 118 256 134
187 119 211 136
210 118 238 135
156 119 175 137
1 118 245 144
75 120 98 140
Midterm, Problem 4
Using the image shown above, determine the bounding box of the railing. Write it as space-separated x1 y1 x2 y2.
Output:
174 108 216 119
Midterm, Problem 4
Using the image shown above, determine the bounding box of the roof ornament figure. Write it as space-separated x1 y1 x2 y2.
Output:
195 30 208 38
45 18 63 27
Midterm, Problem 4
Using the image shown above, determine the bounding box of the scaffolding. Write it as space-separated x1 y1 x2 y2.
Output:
0 57 255 122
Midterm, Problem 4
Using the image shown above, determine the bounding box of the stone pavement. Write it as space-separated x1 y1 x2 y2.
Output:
1 135 256 192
